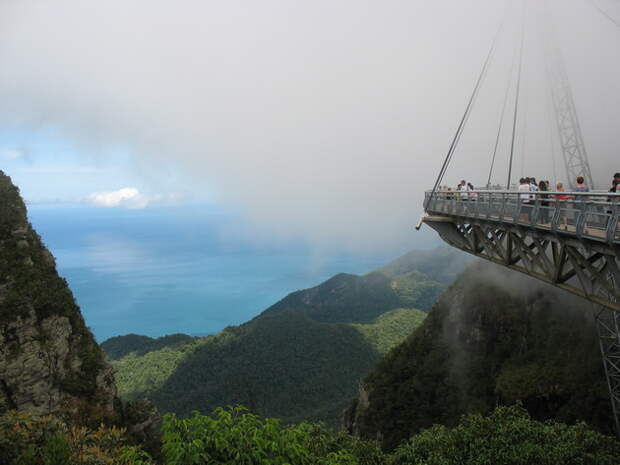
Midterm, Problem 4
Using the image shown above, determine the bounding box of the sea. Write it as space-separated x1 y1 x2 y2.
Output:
28 204 436 342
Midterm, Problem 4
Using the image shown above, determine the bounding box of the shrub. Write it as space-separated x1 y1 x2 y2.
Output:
390 405 620 465
161 406 387 465
0 410 152 465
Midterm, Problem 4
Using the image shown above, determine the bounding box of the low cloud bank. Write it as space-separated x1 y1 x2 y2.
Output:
1 1 618 251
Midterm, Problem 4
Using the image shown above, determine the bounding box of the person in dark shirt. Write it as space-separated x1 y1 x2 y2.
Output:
538 180 550 224
606 173 620 232
613 173 620 192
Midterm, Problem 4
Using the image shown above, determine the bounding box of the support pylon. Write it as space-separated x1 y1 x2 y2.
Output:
594 305 620 438
542 0 595 189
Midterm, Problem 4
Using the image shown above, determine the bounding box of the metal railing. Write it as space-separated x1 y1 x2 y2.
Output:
424 190 620 245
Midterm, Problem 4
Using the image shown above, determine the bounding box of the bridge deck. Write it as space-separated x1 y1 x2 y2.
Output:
424 190 620 246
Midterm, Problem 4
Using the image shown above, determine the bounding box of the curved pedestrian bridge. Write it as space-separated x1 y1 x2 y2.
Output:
423 190 620 311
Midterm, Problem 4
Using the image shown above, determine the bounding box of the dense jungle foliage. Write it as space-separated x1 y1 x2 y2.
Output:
3 405 618 465
102 334 196 361
105 248 468 425
110 308 426 425
346 261 612 449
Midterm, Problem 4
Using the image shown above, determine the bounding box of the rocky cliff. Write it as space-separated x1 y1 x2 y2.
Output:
0 170 117 422
345 260 611 449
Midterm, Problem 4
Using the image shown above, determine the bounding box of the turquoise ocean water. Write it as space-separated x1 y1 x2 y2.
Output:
28 205 434 341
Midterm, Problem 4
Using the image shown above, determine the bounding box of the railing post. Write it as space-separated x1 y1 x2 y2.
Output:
532 194 540 226
610 202 620 244
486 192 492 219
575 195 585 237
515 192 522 224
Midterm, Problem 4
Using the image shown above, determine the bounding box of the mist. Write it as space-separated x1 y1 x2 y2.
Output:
0 0 618 252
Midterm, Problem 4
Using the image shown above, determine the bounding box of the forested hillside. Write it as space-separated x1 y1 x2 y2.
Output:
101 333 195 360
345 260 612 449
105 248 468 425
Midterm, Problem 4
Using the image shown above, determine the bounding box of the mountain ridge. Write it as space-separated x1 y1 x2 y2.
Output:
103 247 470 425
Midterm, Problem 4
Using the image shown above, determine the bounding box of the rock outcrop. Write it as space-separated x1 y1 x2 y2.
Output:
0 170 117 421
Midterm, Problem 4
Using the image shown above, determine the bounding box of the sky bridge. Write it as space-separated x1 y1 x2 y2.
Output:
419 0 620 435
423 189 620 435
423 189 620 436
423 189 620 309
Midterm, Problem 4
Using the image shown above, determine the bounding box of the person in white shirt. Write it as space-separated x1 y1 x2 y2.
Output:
518 177 532 221
457 180 468 200
518 178 531 201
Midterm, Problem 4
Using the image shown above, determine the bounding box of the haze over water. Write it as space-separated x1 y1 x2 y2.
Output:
29 205 439 341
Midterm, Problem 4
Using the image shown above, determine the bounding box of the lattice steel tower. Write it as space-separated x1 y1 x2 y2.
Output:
543 5 595 190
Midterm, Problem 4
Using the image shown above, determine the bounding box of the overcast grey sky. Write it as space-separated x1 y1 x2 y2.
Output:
0 0 618 251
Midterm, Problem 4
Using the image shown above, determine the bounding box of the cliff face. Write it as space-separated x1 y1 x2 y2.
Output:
345 260 611 449
0 171 117 420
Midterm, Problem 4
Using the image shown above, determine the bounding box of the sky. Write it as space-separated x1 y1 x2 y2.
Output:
0 0 619 251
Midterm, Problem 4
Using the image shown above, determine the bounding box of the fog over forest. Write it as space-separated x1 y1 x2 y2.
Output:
0 0 618 251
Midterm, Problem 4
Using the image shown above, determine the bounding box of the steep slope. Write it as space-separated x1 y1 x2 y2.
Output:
0 171 117 420
258 248 467 324
259 272 404 323
345 260 611 449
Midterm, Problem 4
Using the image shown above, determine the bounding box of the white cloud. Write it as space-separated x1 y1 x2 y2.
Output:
85 187 179 209
0 148 23 160
86 187 146 209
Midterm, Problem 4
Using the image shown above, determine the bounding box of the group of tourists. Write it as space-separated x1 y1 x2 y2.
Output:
442 173 620 202
438 180 477 200
441 174 620 231
456 180 476 200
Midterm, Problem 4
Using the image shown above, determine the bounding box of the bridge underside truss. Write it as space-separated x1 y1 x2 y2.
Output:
424 215 620 310
425 215 620 435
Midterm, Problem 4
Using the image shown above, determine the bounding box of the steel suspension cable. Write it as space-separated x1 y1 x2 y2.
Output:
424 24 503 209
486 43 518 188
546 92 559 184
587 0 620 30
507 1 526 190
519 100 528 177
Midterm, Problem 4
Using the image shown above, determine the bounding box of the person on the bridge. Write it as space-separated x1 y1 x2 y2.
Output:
608 174 619 197
606 176 619 229
556 182 570 229
467 182 477 200
519 178 532 221
575 176 589 194
457 180 467 200
574 176 590 233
